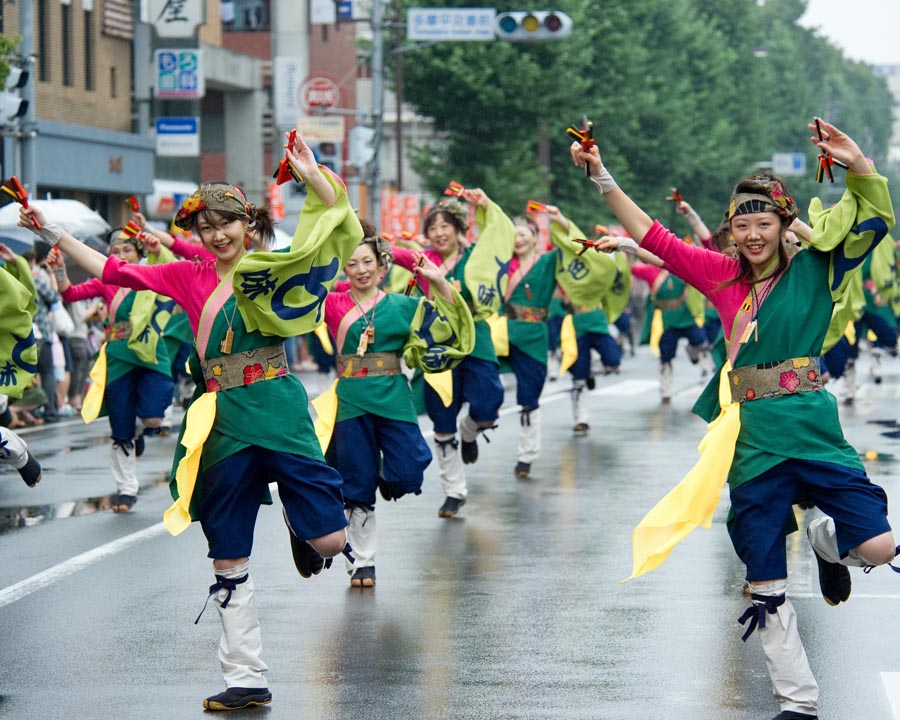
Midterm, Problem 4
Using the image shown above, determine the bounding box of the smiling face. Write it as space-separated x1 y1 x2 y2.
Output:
514 221 539 260
730 211 784 277
425 213 461 260
344 243 383 294
195 210 248 266
109 241 141 264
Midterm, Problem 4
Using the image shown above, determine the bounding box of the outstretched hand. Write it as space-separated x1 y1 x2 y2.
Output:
0 242 14 263
284 129 319 179
411 251 443 283
570 141 602 175
809 118 870 175
18 205 47 232
461 187 490 209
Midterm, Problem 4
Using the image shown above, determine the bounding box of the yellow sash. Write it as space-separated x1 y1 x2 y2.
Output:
314 324 334 355
558 314 578 375
486 313 509 357
624 361 740 581
424 370 453 407
80 343 107 423
648 308 663 357
165 392 217 536
311 380 340 454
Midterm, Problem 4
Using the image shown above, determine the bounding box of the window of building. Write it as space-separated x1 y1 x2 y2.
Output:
84 10 94 90
222 0 270 31
62 4 72 86
37 0 49 81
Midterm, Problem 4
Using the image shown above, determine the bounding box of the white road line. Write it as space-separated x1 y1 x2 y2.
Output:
0 522 168 609
881 673 900 719
0 378 654 608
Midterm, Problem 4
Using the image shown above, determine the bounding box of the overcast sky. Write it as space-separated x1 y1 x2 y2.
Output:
800 0 900 66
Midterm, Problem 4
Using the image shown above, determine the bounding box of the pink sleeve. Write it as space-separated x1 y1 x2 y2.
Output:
641 221 735 296
170 236 214 261
324 292 351 338
61 278 116 304
630 263 661 286
642 221 752 339
101 256 213 333
391 246 435 296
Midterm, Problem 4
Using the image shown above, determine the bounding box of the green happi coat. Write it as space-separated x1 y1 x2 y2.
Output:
693 172 894 490
334 290 475 424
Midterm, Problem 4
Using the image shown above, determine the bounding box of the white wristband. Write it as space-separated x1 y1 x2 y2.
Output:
615 237 640 256
588 165 618 195
35 222 65 247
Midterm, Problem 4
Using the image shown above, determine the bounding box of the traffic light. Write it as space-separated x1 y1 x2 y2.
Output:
312 141 343 177
494 11 572 41
0 66 28 125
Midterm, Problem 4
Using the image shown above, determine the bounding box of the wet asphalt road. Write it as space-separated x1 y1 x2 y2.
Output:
1 347 900 720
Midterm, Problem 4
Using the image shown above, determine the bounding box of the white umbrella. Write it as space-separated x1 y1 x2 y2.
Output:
0 198 111 239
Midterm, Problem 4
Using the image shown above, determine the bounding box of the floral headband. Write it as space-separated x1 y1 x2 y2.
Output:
426 197 469 233
174 182 254 230
727 175 797 222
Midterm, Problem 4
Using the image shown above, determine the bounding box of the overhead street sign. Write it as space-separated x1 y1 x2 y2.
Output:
407 8 496 41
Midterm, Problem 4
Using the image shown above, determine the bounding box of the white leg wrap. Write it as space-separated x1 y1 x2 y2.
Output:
843 360 856 401
571 381 589 424
345 506 376 572
0 426 30 469
748 580 818 715
659 362 673 399
517 408 541 464
807 515 870 567
110 441 139 496
459 414 479 443
213 561 268 689
434 435 466 499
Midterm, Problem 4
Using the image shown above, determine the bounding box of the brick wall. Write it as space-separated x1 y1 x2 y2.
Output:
5 1 133 132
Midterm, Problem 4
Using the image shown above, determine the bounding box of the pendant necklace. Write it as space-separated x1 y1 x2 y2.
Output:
220 303 237 354
352 293 377 356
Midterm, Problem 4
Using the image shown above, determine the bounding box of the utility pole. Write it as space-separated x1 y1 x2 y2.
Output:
369 0 383 226
19 0 36 191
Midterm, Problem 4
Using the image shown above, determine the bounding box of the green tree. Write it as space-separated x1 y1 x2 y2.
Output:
394 0 896 231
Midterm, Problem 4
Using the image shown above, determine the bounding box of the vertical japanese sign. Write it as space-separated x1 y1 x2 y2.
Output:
147 0 205 38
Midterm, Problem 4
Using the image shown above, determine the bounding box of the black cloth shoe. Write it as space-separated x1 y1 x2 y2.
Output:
586 375 596 390
203 686 272 711
17 451 42 487
573 422 589 434
283 509 326 578
350 566 376 588
812 547 851 606
438 496 465 518
112 494 137 513
461 438 478 464
771 711 817 719
514 461 530 478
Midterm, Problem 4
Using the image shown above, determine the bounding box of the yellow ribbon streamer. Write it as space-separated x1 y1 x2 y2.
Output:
559 314 578 376
80 343 108 424
486 313 509 357
311 379 339 454
424 370 453 407
164 391 218 536
624 361 740 581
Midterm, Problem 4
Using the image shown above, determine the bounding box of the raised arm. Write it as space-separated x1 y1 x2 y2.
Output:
570 140 654 242
595 234 665 268
675 201 712 245
284 130 337 207
19 205 108 279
